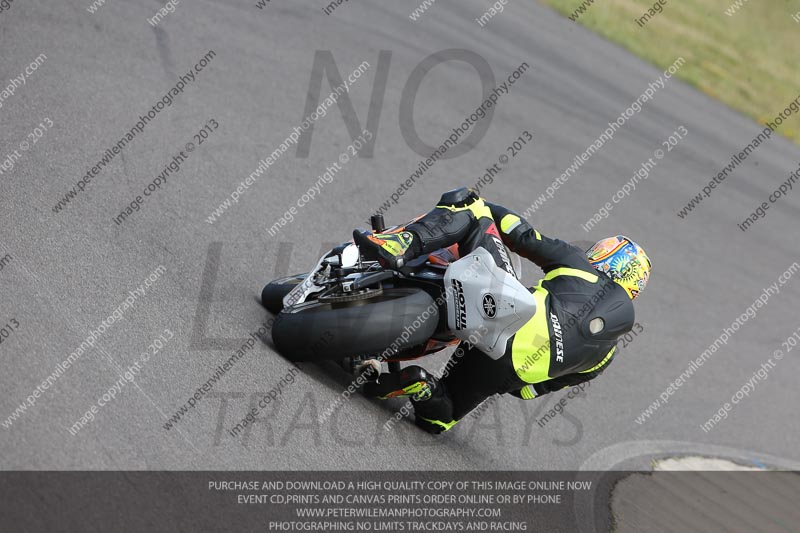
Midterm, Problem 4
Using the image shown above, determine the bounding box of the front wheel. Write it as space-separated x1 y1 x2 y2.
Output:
272 287 439 361
261 274 307 314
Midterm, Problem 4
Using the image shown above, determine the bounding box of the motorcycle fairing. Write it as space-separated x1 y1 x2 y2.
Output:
282 243 360 308
444 246 537 359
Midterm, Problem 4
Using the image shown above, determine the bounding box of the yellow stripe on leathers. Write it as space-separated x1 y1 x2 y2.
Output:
436 197 493 219
580 346 615 374
418 416 458 431
511 284 551 383
500 214 521 233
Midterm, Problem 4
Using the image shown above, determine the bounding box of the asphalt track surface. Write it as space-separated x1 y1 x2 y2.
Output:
1 0 799 472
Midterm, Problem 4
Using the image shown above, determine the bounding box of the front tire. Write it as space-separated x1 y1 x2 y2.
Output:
272 287 439 362
261 274 307 314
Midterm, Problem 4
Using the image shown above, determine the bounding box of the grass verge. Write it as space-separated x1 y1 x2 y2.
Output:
539 0 800 143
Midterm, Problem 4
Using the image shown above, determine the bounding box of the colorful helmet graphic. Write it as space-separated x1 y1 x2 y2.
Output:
586 236 652 300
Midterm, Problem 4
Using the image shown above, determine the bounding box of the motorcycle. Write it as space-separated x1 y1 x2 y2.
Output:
263 214 537 384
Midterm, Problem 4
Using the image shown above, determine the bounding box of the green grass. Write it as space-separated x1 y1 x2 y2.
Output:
539 0 800 143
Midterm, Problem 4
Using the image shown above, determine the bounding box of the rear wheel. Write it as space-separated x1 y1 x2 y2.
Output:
272 287 439 362
261 274 307 314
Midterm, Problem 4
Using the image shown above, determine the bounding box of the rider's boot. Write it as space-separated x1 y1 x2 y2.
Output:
352 229 421 269
362 365 436 401
354 188 484 269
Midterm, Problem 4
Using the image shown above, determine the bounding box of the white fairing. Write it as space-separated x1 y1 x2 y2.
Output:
282 244 360 308
444 247 537 359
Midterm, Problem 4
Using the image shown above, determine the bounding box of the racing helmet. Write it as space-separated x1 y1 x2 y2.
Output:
586 236 651 300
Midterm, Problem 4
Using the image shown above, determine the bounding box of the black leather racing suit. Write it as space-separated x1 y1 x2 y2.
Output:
403 188 635 433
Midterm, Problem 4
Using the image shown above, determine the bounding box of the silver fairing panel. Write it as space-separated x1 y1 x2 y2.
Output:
444 247 537 359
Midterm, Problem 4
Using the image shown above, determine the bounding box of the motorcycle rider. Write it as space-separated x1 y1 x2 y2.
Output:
353 187 651 434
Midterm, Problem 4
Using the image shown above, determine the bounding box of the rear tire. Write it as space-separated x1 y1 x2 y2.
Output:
261 274 307 314
272 287 439 362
